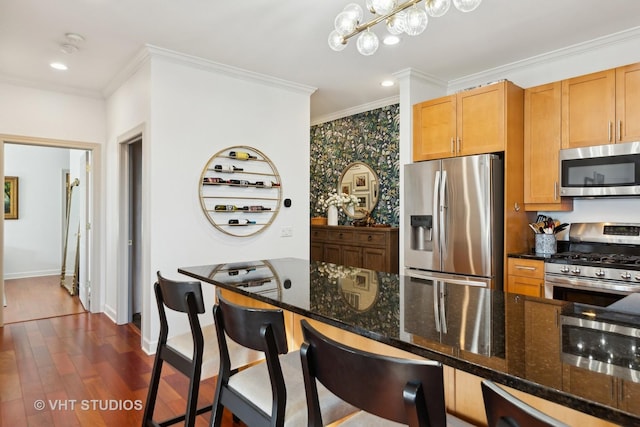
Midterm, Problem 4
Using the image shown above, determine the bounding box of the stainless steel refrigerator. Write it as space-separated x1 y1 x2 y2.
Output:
404 154 503 288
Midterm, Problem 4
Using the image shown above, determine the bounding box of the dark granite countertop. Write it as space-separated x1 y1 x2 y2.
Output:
179 258 640 425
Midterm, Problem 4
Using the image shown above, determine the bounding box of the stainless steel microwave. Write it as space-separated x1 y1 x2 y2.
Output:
559 141 640 197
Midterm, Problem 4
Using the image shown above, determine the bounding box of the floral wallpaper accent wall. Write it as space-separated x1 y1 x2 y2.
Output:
310 104 400 226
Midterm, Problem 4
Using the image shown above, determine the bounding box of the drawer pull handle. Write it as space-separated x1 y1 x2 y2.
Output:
367 235 372 241
515 265 536 271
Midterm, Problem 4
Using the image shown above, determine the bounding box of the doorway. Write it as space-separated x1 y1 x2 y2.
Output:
1 135 101 327
120 133 143 329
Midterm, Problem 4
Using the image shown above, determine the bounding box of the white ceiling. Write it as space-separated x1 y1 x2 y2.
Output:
2 0 640 122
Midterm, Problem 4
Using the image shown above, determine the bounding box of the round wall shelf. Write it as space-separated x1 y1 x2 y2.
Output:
199 146 281 237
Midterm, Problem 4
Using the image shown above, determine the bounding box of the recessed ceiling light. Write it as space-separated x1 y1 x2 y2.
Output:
60 43 79 54
65 33 85 44
381 80 395 87
50 62 68 71
383 35 400 46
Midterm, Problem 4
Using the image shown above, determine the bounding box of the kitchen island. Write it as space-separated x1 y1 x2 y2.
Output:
178 258 639 426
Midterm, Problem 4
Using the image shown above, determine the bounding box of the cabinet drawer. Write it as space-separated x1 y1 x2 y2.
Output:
326 229 355 241
311 228 328 241
353 231 386 246
508 258 544 279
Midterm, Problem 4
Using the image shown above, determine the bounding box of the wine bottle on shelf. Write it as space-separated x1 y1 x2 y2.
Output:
214 164 244 173
215 205 246 212
229 151 257 160
247 205 271 212
203 177 225 184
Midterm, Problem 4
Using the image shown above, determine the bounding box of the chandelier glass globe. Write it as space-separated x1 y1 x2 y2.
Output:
425 0 451 17
453 0 482 13
342 3 364 23
328 30 347 51
335 11 358 36
386 11 406 35
404 5 428 36
370 0 397 15
356 29 379 55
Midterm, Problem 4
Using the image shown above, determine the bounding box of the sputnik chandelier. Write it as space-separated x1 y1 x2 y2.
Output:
328 0 482 55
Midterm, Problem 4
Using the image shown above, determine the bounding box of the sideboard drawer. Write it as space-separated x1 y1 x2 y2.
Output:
354 231 386 246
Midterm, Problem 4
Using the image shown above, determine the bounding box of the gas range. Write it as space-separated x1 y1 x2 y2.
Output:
544 223 640 305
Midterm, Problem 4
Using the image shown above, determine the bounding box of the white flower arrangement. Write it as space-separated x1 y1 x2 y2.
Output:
318 191 358 210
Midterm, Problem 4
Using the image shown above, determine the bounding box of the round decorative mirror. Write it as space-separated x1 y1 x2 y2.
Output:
338 269 379 312
338 162 379 219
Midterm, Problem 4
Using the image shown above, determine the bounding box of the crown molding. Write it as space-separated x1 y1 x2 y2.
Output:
0 74 102 99
448 26 640 92
104 44 317 98
311 95 400 126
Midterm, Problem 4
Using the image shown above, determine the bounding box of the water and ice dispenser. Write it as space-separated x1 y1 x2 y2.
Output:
410 215 433 251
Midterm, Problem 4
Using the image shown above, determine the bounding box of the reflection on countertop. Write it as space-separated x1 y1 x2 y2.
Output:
178 258 640 425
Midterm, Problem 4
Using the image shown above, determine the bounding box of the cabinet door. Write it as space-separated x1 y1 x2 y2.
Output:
362 247 386 272
413 95 456 161
564 365 617 408
457 82 505 156
561 69 616 148
616 62 640 143
323 244 342 265
525 300 562 389
342 245 362 268
507 275 542 297
310 242 323 262
524 82 562 205
619 379 640 416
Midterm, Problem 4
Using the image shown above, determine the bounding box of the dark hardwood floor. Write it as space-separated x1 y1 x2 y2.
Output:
0 312 241 426
3 276 86 324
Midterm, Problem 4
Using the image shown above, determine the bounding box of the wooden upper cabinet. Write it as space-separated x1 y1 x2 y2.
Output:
413 81 517 161
457 82 506 156
616 62 640 143
559 66 640 148
413 95 457 161
524 82 572 211
562 69 616 148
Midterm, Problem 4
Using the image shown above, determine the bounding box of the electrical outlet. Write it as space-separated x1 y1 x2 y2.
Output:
281 226 293 237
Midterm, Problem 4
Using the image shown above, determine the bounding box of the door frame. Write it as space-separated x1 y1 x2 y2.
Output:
1 134 102 326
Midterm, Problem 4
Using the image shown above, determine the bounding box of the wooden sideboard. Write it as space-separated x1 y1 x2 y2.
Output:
310 225 399 273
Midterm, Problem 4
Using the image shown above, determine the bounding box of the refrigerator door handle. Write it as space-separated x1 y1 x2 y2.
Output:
433 282 441 333
439 170 448 257
433 170 441 248
439 283 448 334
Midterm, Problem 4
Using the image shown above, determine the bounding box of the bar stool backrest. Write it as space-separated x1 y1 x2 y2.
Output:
300 319 447 427
481 380 570 427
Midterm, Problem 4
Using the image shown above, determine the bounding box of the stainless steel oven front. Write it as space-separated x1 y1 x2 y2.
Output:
544 265 639 307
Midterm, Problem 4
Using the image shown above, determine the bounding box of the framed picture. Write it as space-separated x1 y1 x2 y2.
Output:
354 173 369 191
356 194 368 209
341 181 351 195
354 272 370 290
4 176 19 220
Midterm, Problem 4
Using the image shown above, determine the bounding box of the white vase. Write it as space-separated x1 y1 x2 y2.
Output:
345 204 355 216
327 205 338 226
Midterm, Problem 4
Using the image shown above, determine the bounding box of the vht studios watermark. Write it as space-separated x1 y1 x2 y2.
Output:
34 399 143 411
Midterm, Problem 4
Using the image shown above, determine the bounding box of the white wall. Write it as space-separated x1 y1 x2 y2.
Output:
105 49 313 351
3 144 69 278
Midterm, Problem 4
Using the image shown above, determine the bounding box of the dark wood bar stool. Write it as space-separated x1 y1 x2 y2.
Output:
299 319 475 427
210 291 357 427
481 380 570 427
142 272 262 427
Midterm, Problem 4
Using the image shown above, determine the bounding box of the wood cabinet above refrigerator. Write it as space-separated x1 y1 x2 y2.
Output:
412 80 523 161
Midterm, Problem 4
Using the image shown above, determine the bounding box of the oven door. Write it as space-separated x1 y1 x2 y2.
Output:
561 315 640 382
544 273 633 307
559 141 640 197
